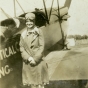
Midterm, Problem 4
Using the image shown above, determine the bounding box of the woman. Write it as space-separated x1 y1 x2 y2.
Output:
19 12 49 88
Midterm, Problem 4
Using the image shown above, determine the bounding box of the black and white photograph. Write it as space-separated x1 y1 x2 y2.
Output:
0 0 88 88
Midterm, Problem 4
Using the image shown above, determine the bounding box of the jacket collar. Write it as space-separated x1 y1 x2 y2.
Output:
27 27 39 36
21 27 39 39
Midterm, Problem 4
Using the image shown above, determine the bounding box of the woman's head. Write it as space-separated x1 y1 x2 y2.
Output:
25 13 35 29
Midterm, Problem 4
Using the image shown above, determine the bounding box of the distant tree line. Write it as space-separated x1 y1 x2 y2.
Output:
67 35 88 40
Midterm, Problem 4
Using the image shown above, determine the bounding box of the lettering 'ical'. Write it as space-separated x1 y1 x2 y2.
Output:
0 42 19 60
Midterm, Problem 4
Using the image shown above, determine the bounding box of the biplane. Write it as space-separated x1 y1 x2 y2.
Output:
0 0 73 88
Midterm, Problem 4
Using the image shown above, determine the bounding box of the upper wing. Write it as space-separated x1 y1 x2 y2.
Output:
64 0 72 9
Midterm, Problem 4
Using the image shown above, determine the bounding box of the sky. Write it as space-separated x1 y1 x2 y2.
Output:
68 0 88 35
0 0 65 19
0 0 88 35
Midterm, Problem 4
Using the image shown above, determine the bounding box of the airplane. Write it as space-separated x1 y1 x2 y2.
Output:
0 0 72 88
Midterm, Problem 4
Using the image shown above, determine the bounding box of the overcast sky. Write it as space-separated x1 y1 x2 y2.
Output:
0 0 88 35
0 0 65 20
68 0 88 35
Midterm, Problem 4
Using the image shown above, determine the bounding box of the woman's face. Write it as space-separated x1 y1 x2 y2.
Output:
26 19 35 29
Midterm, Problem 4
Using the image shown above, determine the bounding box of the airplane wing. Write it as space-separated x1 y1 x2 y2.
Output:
0 1 73 88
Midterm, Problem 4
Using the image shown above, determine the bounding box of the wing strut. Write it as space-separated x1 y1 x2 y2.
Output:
16 0 25 14
49 0 54 20
0 8 11 18
43 0 49 24
57 0 64 48
13 0 16 17
13 0 25 18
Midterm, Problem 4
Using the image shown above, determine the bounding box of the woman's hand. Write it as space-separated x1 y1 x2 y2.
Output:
28 57 36 66
28 57 34 63
30 59 36 65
